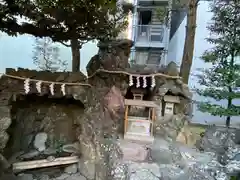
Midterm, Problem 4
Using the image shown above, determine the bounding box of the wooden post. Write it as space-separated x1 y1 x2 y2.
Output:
151 107 156 136
148 108 151 120
124 105 129 134
152 108 156 121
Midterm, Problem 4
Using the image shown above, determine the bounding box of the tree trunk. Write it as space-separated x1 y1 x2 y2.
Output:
71 39 81 72
226 116 231 127
179 0 197 84
226 51 235 127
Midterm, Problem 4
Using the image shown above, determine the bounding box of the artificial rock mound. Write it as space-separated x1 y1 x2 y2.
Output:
0 39 231 180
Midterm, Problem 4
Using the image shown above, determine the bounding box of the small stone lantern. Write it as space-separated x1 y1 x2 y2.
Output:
163 95 180 115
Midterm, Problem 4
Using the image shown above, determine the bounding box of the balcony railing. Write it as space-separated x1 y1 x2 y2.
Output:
134 25 165 45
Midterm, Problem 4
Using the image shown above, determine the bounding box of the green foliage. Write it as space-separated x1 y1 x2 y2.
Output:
54 138 65 154
32 37 68 72
196 0 240 124
230 176 237 180
155 6 168 23
0 0 130 71
0 0 129 43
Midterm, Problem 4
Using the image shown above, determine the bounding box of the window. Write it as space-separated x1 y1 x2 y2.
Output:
138 11 152 25
136 51 148 64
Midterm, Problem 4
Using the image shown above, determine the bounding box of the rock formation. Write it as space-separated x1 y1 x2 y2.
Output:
86 39 132 76
0 40 131 180
1 39 239 180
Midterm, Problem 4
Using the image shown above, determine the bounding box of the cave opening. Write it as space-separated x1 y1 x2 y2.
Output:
4 94 84 161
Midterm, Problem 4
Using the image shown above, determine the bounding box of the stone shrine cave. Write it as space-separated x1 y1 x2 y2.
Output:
4 94 84 163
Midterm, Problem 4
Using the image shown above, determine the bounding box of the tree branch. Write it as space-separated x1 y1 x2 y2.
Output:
60 41 71 47
195 0 201 6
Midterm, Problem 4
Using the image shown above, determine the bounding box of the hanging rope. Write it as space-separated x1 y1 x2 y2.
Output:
87 69 182 79
0 68 186 95
0 72 92 96
0 72 92 87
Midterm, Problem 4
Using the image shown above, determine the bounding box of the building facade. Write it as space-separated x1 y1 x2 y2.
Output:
129 0 186 67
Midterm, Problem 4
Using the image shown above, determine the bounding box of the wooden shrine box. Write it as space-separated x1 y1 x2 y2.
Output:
131 88 147 100
163 95 180 115
124 99 158 142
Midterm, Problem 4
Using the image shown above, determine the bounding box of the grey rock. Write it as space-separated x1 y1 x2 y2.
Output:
111 162 128 180
119 140 149 161
165 61 179 76
55 173 70 180
87 39 131 75
145 136 231 180
181 84 192 99
199 126 240 167
128 162 161 180
176 79 183 85
65 173 86 180
158 80 181 96
78 159 95 180
158 164 186 180
20 150 40 159
43 148 57 155
154 115 186 142
150 139 176 164
46 156 56 161
97 39 133 50
17 174 34 180
0 173 18 180
178 98 192 116
0 131 9 150
38 174 49 180
158 87 169 96
0 116 11 131
64 164 78 174
34 132 48 152
22 134 34 150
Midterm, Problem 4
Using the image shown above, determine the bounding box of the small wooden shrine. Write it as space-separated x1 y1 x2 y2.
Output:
124 75 157 142
124 99 157 142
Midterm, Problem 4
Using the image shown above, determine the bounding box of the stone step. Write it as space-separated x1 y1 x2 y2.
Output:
117 139 152 162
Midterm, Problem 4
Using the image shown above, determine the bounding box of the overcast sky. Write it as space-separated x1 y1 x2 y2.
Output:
0 35 98 75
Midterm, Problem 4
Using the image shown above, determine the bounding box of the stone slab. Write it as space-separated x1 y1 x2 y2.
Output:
118 140 150 162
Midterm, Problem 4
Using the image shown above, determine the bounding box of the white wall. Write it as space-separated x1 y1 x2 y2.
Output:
167 2 240 125
167 27 181 67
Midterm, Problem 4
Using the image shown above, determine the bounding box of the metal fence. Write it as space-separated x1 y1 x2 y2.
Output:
134 25 165 43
